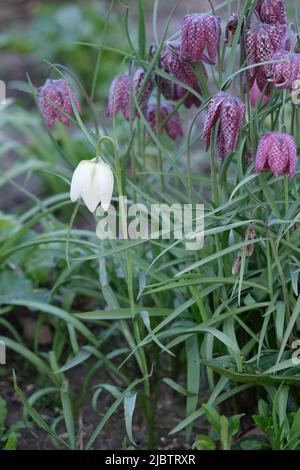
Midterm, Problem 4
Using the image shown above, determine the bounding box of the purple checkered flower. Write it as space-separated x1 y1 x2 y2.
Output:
180 14 221 65
160 40 200 87
203 92 246 160
255 132 297 177
268 50 300 90
147 103 183 140
107 73 130 119
244 24 291 94
38 79 81 128
256 0 287 25
107 68 153 121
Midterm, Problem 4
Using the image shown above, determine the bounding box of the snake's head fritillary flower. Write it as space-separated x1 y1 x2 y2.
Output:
107 68 153 121
255 132 297 177
268 50 300 91
70 158 114 213
245 24 291 93
180 14 221 65
225 13 239 46
203 92 246 160
147 103 183 140
256 0 287 25
107 73 130 119
160 40 201 87
38 79 81 128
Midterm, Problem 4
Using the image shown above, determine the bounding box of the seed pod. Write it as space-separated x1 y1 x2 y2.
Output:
232 253 242 275
246 227 256 256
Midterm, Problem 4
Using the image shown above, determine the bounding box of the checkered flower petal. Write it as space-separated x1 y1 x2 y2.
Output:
161 41 200 87
255 132 297 177
203 92 227 151
107 73 130 118
38 79 81 128
180 14 221 65
203 92 245 160
256 0 287 25
268 50 300 90
107 69 153 121
245 24 291 92
216 97 246 160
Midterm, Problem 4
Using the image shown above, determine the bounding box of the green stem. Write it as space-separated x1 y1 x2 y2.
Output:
156 83 165 191
96 135 154 447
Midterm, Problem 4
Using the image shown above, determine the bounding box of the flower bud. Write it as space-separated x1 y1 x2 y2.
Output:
225 13 239 46
232 253 242 275
70 158 114 213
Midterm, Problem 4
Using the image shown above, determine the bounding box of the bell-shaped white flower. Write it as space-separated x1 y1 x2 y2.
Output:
70 158 114 213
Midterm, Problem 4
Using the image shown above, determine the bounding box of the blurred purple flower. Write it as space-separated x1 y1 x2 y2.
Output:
107 68 153 121
38 79 81 128
158 77 202 109
249 80 270 107
256 0 287 25
255 132 297 176
244 24 291 95
268 50 300 90
180 14 221 65
147 103 183 140
203 92 246 160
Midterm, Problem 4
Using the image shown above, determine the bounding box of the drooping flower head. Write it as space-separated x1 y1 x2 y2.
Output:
180 13 221 65
225 13 239 46
107 68 153 120
255 132 297 177
203 92 246 160
107 73 130 119
160 40 202 87
256 0 287 25
38 79 81 128
70 158 114 213
244 24 291 96
267 50 300 90
147 103 183 140
159 40 205 108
